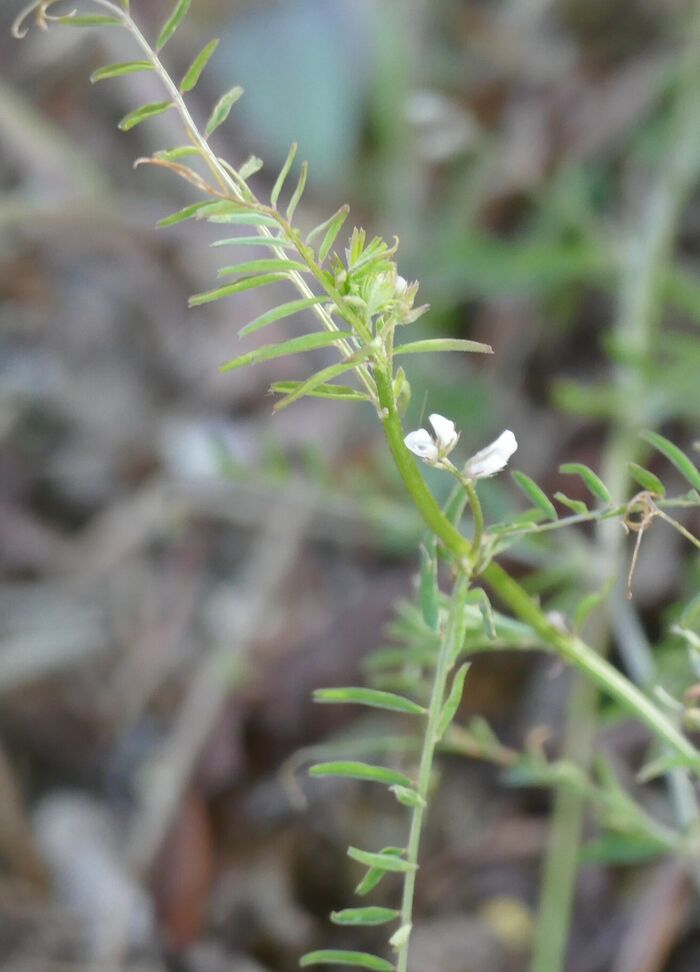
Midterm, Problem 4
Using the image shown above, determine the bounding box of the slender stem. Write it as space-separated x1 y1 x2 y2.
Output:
461 477 484 555
395 574 470 972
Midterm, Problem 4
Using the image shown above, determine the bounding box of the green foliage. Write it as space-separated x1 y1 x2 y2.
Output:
180 38 219 92
627 462 665 495
641 430 700 492
156 0 191 51
309 761 415 789
330 908 400 927
218 331 347 372
511 471 558 521
90 61 153 82
313 687 426 716
559 463 611 504
205 85 244 137
118 101 173 131
300 951 393 971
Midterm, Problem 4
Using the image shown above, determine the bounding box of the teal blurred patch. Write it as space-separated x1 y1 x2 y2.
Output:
215 0 374 188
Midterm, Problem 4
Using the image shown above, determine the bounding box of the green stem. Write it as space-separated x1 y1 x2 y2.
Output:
395 574 470 972
461 476 485 555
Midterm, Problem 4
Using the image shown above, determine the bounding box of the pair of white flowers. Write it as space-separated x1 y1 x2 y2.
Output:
404 413 517 479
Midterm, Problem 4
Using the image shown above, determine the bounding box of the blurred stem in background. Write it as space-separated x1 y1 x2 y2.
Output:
529 7 700 970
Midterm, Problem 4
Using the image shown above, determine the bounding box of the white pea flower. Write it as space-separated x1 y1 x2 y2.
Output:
464 429 517 480
404 413 459 466
394 275 408 296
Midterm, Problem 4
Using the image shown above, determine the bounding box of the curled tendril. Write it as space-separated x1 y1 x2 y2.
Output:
12 0 73 37
623 491 658 600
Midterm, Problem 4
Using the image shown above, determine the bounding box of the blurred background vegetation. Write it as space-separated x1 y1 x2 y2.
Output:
1 1 700 970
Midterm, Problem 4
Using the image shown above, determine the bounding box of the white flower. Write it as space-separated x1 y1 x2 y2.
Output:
464 429 517 479
394 275 408 296
404 413 459 466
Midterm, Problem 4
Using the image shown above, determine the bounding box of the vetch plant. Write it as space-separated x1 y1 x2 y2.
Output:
12 3 700 970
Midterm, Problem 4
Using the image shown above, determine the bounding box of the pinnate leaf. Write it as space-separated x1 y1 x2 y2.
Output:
237 297 327 337
90 61 152 83
156 0 191 51
355 847 404 895
218 331 345 372
300 951 393 971
436 663 471 740
272 349 375 412
286 161 308 221
271 143 298 208
313 687 425 716
118 101 172 131
330 907 399 927
641 431 700 492
347 846 416 873
180 38 219 92
205 86 244 137
307 205 350 262
627 462 665 496
271 381 368 402
217 258 309 278
309 761 414 789
394 338 492 356
190 273 289 307
559 463 611 503
511 471 557 520
554 492 589 515
212 235 294 251
58 15 121 26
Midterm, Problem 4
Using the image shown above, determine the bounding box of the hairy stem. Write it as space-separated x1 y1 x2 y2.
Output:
395 573 470 972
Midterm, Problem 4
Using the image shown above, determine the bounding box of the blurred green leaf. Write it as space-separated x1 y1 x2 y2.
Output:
395 338 492 357
436 663 470 740
313 687 425 716
627 462 665 496
217 258 309 278
238 296 326 337
180 38 219 92
90 61 153 82
511 471 558 521
272 349 374 411
347 846 416 872
205 86 244 138
554 492 589 515
212 235 295 250
190 272 289 306
271 142 298 208
118 101 172 131
218 330 345 371
355 847 405 895
156 0 191 51
286 160 308 221
309 762 414 789
559 463 611 503
300 950 393 970
330 907 399 927
58 15 121 26
641 431 700 492
271 380 368 402
390 785 426 808
307 205 350 262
